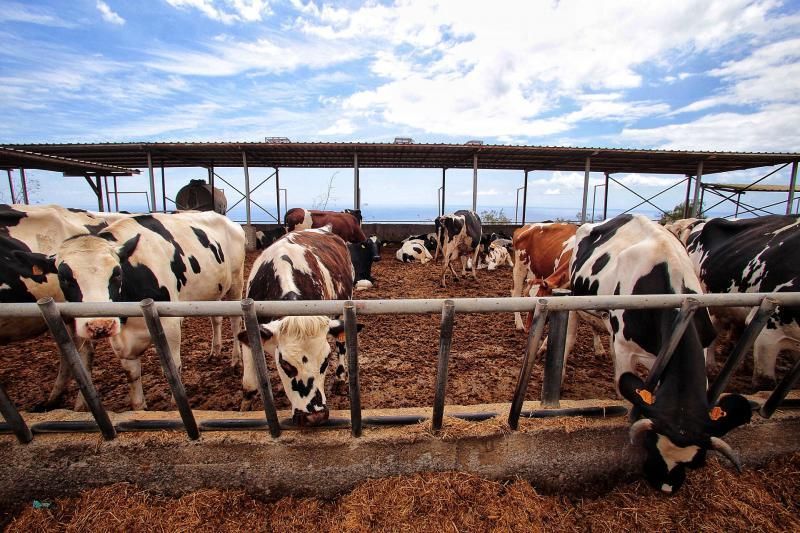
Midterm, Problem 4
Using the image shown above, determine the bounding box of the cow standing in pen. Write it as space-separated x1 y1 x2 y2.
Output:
435 210 482 288
237 227 361 425
284 207 366 243
570 214 751 493
54 211 245 410
668 215 800 389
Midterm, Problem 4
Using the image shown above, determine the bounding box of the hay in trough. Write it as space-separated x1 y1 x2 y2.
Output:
5 453 799 532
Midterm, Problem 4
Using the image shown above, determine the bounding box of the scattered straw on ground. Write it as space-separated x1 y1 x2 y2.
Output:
4 453 798 532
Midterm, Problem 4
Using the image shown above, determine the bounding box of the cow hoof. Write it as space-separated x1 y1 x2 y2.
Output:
333 380 349 396
752 376 777 392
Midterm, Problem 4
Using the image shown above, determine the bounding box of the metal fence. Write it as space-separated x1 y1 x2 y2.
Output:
1 292 799 444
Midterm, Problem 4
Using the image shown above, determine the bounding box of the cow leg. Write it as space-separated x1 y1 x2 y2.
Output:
210 316 223 356
333 341 348 395
460 255 468 277
471 247 480 281
110 320 152 410
752 326 799 391
440 247 451 288
240 343 259 411
229 315 243 368
512 254 529 330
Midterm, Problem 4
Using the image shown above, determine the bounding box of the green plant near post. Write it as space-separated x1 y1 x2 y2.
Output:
480 208 510 223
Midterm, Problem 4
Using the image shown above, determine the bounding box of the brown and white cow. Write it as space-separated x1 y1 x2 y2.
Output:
237 227 360 425
435 210 482 288
511 222 577 330
55 211 245 410
285 207 366 243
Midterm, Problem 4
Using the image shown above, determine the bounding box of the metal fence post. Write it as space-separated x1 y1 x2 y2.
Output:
0 383 33 443
140 299 199 440
432 300 456 432
36 297 116 440
344 301 362 437
241 298 281 438
508 302 549 429
541 289 570 408
760 356 800 418
707 298 776 403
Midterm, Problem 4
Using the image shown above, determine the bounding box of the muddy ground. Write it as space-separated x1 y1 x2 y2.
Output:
0 246 795 414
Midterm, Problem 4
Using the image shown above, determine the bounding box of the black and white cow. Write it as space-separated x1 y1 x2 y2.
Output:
237 227 361 425
396 239 433 264
402 232 438 253
255 227 287 249
668 215 800 389
485 238 513 270
435 210 482 288
55 211 246 410
571 214 751 493
348 235 382 291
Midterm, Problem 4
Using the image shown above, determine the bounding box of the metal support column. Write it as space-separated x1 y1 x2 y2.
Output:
472 154 478 212
95 176 104 212
787 161 798 215
432 300 456 432
208 165 215 206
0 383 33 443
344 301 362 437
161 164 166 213
580 157 591 223
6 170 15 202
353 153 360 210
113 176 119 212
522 170 529 224
147 152 157 213
241 299 281 437
275 167 281 224
242 151 252 225
508 303 549 429
603 172 610 220
541 289 571 407
683 175 693 218
691 161 704 217
19 168 28 204
104 176 112 212
441 168 446 216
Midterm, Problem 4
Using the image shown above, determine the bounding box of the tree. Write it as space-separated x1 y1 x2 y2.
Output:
659 200 703 224
0 171 39 204
480 208 510 223
311 172 338 210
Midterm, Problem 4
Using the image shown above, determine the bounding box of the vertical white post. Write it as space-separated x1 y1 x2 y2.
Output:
275 167 281 223
147 151 157 213
441 168 446 216
581 157 591 223
522 170 529 224
691 161 704 217
354 153 360 210
472 154 478 212
787 161 798 216
242 151 251 225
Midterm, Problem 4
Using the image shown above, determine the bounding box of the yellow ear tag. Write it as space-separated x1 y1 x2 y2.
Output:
709 406 726 421
337 332 346 342
636 389 654 405
32 265 43 276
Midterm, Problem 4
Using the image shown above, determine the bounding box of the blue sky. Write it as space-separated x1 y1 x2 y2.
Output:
1 0 799 220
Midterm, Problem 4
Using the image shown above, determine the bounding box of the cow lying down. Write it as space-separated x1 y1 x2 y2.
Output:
237 227 363 426
396 239 433 264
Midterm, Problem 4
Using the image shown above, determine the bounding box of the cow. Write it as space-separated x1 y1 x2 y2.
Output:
284 208 366 243
236 227 361 425
571 214 751 493
402 232 438 253
54 211 246 410
343 208 362 224
255 227 287 249
349 235 382 290
667 215 800 389
486 238 513 270
511 222 577 330
435 210 482 288
396 239 433 264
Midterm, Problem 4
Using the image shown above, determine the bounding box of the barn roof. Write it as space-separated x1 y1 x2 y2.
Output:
702 182 800 193
2 141 797 175
0 146 139 175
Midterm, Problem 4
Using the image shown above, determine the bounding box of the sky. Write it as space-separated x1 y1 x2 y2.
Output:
1 0 799 221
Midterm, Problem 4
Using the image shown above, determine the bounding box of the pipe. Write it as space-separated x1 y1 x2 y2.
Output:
0 382 33 443
19 168 28 204
787 161 799 216
441 168 446 216
344 301 362 437
95 176 104 212
508 303 549 429
541 289 570 407
6 169 15 203
147 151 157 213
242 151 252 225
275 167 281 224
603 173 610 220
354 153 360 210
692 161 704 217
140 299 200 440
580 157 591 223
683 175 693 218
522 170 529 224
760 354 800 418
432 300 455 432
241 299 281 437
36 297 116 440
113 176 119 211
472 154 479 212
161 164 167 213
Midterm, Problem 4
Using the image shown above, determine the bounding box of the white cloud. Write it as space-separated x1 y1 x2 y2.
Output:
319 118 355 135
165 0 272 24
456 188 500 196
96 1 125 25
0 2 75 27
544 188 561 195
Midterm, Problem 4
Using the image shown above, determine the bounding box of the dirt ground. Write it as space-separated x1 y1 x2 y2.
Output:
0 246 795 414
3 453 799 532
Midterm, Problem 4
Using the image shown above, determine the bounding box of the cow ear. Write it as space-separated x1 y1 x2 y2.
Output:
117 234 141 262
327 320 364 340
708 394 752 436
237 325 274 347
10 250 56 278
618 372 654 411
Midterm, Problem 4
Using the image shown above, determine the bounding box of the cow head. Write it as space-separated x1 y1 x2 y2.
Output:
348 236 381 291
486 246 509 271
343 209 362 224
664 218 704 246
620 373 751 494
55 234 141 340
238 316 363 426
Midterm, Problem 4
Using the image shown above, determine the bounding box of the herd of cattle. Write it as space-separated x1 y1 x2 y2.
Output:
1 203 798 493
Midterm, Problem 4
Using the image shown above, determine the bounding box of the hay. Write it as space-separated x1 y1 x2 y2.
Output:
6 454 799 533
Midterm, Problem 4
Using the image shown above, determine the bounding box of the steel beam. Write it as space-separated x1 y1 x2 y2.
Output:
787 161 798 215
6 170 15 203
147 151 157 213
441 168 446 216
580 157 591 223
472 154 478 212
19 168 28 204
275 167 281 224
0 383 33 443
508 303 549 429
242 151 252 225
603 173 610 220
161 164 166 213
95 176 104 212
113 176 119 211
691 161 704 216
241 299 281 437
432 300 456 432
104 176 111 212
344 301 362 437
541 289 570 407
354 153 360 210
522 170 529 224
683 174 693 218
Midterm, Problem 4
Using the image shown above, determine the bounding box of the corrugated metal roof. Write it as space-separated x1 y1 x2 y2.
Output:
703 182 800 193
1 141 797 175
0 147 139 175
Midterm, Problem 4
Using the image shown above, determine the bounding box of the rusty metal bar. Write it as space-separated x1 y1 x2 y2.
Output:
432 300 456 432
760 355 800 419
708 298 777 403
0 382 33 443
541 289 571 407
19 168 28 204
140 299 199 440
344 301 362 437
241 298 281 438
36 297 116 440
508 302 549 429
6 169 15 202
787 161 798 216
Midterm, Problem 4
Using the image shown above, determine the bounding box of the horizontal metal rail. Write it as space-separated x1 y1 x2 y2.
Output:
1 292 799 318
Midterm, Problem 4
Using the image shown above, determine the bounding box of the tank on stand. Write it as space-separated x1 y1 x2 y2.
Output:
175 179 227 214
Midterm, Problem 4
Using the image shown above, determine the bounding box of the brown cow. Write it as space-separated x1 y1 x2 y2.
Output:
284 207 366 243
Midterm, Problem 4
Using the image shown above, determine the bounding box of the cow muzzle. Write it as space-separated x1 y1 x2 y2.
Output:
79 318 120 340
292 407 330 427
